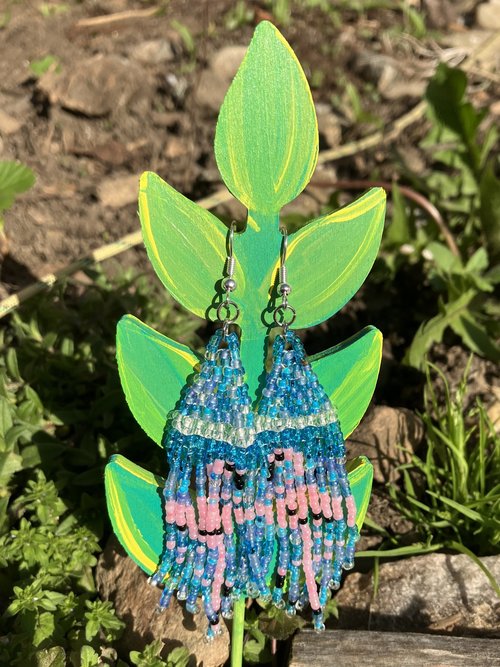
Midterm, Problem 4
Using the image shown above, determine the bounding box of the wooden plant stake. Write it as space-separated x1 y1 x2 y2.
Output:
105 21 386 666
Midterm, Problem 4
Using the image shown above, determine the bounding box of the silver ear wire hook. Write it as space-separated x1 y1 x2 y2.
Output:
273 226 296 331
217 221 240 335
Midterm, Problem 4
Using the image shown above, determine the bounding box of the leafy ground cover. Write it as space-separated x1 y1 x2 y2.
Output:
0 0 499 665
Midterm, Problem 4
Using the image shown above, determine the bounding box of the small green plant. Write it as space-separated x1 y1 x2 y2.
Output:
170 20 195 57
379 64 500 366
406 243 500 366
0 161 35 232
38 2 70 17
225 0 254 30
371 361 500 595
130 640 189 667
0 471 125 664
271 0 292 24
29 54 60 77
422 63 500 261
0 268 200 665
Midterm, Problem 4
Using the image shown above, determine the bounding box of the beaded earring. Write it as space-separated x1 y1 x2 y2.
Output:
148 223 259 639
255 227 359 632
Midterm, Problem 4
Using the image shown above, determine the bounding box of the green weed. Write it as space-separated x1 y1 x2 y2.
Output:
0 269 201 665
379 64 500 366
0 161 35 232
363 361 500 595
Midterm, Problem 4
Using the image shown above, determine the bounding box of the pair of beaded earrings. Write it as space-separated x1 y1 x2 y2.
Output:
149 223 358 638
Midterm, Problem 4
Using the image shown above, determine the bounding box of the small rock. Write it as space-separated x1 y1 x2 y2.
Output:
195 46 247 112
165 136 190 159
315 104 341 149
0 109 22 135
380 79 426 101
355 51 398 87
348 406 424 483
38 55 148 117
70 139 132 167
130 39 175 65
96 540 229 666
443 29 493 51
336 553 500 637
422 0 458 29
354 51 425 100
97 173 141 208
477 1 500 30
487 386 500 433
164 73 189 106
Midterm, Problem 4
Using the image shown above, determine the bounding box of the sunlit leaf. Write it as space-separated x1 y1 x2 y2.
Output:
215 21 318 213
287 188 386 327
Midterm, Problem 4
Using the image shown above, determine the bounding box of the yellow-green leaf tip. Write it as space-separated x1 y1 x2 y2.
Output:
214 21 318 214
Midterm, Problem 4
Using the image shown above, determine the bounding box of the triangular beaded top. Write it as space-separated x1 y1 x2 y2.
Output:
166 329 254 469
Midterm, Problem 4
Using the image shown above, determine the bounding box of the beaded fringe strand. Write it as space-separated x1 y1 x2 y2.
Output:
149 329 358 638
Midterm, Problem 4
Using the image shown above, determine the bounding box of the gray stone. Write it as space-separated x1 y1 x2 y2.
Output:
335 553 500 637
315 103 341 149
38 55 148 117
422 0 458 29
477 1 500 30
130 39 175 65
348 405 424 483
194 46 247 112
96 540 230 666
0 109 22 135
97 174 141 208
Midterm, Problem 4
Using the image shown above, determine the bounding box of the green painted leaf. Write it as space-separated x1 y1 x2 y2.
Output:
137 172 384 395
116 314 201 446
105 455 164 575
287 187 386 328
117 315 381 446
139 172 229 320
105 454 373 576
214 20 318 213
311 326 382 438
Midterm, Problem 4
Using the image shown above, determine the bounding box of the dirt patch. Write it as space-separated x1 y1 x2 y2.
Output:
2 0 489 287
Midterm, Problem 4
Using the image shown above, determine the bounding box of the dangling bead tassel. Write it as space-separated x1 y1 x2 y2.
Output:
151 329 269 637
255 330 358 631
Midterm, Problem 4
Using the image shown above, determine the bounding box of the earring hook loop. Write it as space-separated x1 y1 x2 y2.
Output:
218 221 240 336
273 225 295 333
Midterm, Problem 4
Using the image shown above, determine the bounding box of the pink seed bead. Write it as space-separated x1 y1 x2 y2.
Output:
222 504 233 534
345 495 357 527
331 496 343 521
245 507 256 521
213 459 224 475
319 489 333 519
255 501 265 516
